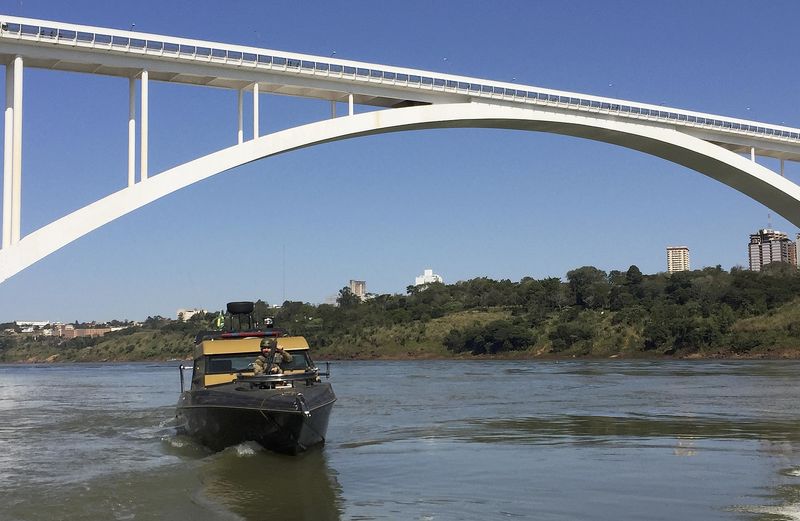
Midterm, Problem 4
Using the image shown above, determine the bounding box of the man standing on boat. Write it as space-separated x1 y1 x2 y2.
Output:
253 338 293 375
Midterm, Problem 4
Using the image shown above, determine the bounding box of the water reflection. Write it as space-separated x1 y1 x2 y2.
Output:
343 414 800 451
465 415 800 445
199 444 342 521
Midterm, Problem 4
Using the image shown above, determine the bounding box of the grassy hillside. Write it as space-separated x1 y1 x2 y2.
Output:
1 329 195 363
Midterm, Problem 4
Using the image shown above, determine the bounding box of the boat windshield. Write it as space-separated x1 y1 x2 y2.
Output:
205 354 259 374
280 350 314 371
204 350 314 374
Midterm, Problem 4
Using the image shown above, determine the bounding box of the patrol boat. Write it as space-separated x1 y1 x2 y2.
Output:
175 302 335 454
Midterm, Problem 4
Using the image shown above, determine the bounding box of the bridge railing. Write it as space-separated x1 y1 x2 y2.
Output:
2 18 799 146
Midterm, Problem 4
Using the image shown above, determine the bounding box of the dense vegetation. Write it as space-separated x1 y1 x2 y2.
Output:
4 263 800 362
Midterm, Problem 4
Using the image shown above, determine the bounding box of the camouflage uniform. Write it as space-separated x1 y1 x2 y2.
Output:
252 355 268 375
253 349 293 375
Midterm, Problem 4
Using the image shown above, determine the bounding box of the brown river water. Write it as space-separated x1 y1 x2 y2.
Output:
2 360 800 520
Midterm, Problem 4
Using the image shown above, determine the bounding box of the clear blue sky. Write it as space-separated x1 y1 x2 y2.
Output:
1 0 799 322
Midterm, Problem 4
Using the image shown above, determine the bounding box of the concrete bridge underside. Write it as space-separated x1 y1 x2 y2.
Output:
1 101 798 284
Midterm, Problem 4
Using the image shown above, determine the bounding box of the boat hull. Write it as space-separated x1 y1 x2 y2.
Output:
176 382 335 454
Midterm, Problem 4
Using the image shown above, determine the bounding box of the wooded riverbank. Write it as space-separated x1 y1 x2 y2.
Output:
4 264 800 363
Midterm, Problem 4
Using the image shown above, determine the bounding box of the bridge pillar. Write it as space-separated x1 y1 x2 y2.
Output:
128 77 136 187
2 60 13 248
237 88 243 144
348 93 353 116
9 56 22 245
140 70 148 181
253 83 259 138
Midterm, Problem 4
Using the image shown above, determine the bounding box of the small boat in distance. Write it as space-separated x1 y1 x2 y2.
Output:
175 301 335 454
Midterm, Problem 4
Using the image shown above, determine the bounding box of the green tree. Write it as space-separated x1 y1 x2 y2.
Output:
444 319 535 355
336 287 361 308
625 265 643 286
567 266 609 309
549 311 596 352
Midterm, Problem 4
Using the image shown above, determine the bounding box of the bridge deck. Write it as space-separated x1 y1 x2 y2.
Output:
2 15 800 162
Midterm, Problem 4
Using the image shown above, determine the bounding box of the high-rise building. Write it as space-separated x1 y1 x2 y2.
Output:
748 228 796 271
349 280 366 300
666 246 690 273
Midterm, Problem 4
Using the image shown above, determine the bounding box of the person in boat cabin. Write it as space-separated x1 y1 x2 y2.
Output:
253 338 293 375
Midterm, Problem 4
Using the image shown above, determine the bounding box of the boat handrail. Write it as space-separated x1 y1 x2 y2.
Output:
235 369 329 389
179 364 186 392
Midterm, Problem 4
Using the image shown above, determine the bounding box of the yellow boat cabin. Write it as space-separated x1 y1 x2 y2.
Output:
191 334 317 388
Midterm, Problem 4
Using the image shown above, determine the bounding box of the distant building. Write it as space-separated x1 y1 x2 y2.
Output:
15 321 50 328
796 234 800 267
349 280 367 300
748 228 796 271
51 323 126 339
60 327 114 339
177 308 206 321
414 268 444 286
15 321 51 335
666 246 690 273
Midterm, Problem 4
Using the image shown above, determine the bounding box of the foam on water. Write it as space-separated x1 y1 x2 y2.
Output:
164 435 190 448
732 504 800 520
232 442 260 457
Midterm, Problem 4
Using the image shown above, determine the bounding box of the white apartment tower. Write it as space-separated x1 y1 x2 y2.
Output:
666 246 690 273
177 308 206 321
414 268 444 286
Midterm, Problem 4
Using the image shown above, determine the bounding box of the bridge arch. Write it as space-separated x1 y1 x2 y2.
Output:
2 101 799 283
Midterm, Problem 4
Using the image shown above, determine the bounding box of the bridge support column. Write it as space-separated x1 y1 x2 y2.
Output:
2 61 13 249
237 88 243 144
781 159 785 177
330 100 336 118
10 56 22 244
128 77 135 187
751 147 755 162
140 70 148 181
348 93 353 116
253 83 259 138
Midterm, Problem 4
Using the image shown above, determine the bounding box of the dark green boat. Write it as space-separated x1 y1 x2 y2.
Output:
175 302 335 454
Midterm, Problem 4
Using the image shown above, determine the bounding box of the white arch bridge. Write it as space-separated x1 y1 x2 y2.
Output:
2 15 800 284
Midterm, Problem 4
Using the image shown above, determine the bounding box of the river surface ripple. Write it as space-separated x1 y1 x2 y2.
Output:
2 360 800 520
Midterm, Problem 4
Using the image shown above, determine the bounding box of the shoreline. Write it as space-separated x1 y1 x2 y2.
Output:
6 349 800 365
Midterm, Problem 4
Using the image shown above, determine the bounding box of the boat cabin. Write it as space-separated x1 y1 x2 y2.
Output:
191 335 317 388
188 301 319 389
